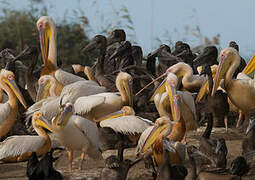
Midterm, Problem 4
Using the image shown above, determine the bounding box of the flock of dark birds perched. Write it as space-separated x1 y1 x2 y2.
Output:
0 15 255 180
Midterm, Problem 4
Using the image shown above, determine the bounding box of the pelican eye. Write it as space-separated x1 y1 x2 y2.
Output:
8 75 14 80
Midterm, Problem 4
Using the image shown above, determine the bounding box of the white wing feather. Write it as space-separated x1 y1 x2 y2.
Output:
0 103 10 124
136 126 154 155
25 81 106 122
0 136 45 159
74 96 105 115
100 115 153 135
72 115 101 149
55 69 98 86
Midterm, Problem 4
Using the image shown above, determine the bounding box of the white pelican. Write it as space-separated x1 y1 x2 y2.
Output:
150 72 197 144
212 47 255 127
74 72 133 121
0 112 51 162
25 80 106 128
39 101 102 171
36 16 98 89
137 73 197 166
0 69 27 139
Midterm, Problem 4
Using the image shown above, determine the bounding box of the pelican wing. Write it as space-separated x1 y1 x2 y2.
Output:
72 115 100 149
74 96 106 115
60 81 106 103
0 135 45 159
100 115 153 135
179 91 198 131
136 126 154 155
55 69 98 86
0 103 10 124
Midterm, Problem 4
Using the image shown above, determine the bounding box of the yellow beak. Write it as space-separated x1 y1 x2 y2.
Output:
242 54 255 75
141 123 169 153
6 78 27 109
211 55 231 96
166 83 181 122
39 28 50 65
37 115 54 133
123 81 133 107
150 78 167 102
196 80 209 103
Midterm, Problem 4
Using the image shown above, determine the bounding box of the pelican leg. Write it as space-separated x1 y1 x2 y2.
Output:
68 151 73 171
236 110 244 128
79 152 86 170
181 133 187 145
224 115 228 132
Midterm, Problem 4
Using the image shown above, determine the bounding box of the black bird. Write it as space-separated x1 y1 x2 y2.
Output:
229 41 247 78
101 155 143 180
199 113 228 168
194 46 229 129
172 41 198 74
230 156 249 178
27 148 63 180
147 44 180 76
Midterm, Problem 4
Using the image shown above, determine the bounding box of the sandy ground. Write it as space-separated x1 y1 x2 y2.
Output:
0 127 246 180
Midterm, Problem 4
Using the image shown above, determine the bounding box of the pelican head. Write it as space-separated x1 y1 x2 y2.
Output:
37 16 56 67
0 69 27 108
212 47 239 96
54 101 73 127
82 35 107 52
32 111 53 133
107 29 126 46
116 72 133 106
36 75 56 102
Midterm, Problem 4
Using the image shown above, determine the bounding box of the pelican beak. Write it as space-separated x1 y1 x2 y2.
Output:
57 106 73 126
123 80 133 107
141 123 169 153
37 115 54 133
96 109 126 122
246 118 255 135
6 78 27 109
242 54 255 75
39 28 50 65
196 80 209 103
166 81 181 122
36 82 44 102
82 40 97 53
150 77 167 101
211 52 232 96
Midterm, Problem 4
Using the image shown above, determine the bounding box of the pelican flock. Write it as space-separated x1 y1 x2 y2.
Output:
1 15 255 180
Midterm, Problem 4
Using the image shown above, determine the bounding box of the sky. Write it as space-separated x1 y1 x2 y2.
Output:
4 0 255 58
